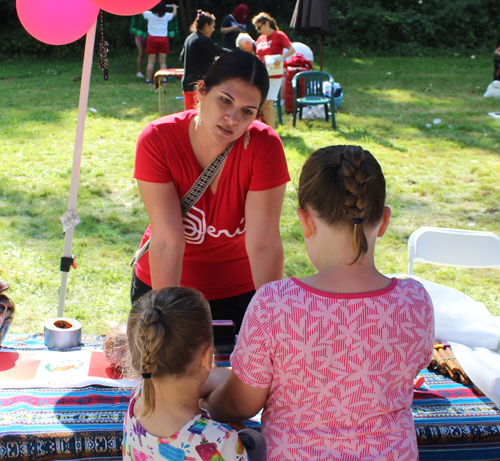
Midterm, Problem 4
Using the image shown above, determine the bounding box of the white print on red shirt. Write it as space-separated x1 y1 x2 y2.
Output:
183 206 246 245
256 40 272 53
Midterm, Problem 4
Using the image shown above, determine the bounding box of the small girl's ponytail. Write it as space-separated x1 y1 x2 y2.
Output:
298 145 386 264
136 306 165 417
127 287 213 418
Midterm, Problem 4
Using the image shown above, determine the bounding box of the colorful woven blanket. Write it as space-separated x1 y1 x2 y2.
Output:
1 335 499 460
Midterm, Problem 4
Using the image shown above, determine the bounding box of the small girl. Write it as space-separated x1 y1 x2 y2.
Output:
143 2 177 85
122 286 248 461
202 145 435 460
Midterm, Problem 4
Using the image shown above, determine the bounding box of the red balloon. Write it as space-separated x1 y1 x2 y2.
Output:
17 0 99 46
90 0 159 16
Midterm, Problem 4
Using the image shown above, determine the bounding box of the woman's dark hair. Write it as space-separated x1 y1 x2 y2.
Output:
190 10 215 33
151 1 166 18
298 145 386 264
252 12 279 31
200 50 269 107
127 287 213 417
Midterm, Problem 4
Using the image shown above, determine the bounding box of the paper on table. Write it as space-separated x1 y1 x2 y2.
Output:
0 349 135 388
450 342 500 407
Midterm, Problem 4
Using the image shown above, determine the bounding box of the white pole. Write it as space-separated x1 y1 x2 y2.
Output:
58 21 97 317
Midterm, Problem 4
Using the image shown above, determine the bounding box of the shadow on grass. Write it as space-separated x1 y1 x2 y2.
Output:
337 126 408 152
280 133 313 156
3 54 499 158
0 177 146 249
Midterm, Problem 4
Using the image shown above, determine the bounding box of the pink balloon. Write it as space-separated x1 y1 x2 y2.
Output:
17 0 99 46
90 0 159 16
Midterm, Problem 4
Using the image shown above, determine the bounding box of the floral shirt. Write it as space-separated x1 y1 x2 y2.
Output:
123 393 248 461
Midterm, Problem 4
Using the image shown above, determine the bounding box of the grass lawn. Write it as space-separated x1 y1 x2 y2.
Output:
1 51 499 335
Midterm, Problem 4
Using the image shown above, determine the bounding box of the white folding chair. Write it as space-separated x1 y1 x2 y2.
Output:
408 227 500 275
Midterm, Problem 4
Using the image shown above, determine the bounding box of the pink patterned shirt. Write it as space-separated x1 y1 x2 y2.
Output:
231 277 434 461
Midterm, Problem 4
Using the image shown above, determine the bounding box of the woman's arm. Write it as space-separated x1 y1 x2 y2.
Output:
201 370 269 422
495 47 500 57
137 180 185 289
221 24 241 34
274 44 295 63
245 185 286 290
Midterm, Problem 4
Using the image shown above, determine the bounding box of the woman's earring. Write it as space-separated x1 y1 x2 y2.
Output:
244 130 251 149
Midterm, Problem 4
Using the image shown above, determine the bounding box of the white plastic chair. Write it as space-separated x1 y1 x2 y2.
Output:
408 227 500 275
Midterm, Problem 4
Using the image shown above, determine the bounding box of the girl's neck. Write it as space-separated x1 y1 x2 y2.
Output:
300 220 391 294
301 261 391 295
134 375 202 438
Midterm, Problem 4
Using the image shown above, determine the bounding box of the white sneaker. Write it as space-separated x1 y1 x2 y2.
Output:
136 72 145 78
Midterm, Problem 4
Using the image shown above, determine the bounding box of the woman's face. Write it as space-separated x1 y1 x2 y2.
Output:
255 20 272 35
202 20 215 37
197 78 261 146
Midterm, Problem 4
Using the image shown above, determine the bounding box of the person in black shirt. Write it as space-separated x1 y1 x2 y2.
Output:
220 4 250 51
181 11 227 110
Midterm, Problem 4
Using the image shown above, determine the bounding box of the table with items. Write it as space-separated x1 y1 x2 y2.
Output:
153 68 184 116
0 333 499 461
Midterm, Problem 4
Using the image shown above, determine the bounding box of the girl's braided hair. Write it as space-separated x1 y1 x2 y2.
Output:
127 287 213 417
298 145 386 263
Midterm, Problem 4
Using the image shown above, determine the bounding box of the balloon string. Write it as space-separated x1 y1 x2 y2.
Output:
98 10 109 81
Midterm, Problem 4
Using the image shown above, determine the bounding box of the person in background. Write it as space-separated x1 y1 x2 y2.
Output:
129 14 148 78
122 286 248 461
494 39 500 81
201 145 435 461
252 12 294 129
132 51 290 332
181 11 226 111
143 2 178 85
221 4 250 51
236 32 255 54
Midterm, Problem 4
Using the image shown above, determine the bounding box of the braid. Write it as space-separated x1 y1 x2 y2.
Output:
298 145 386 265
137 307 165 417
341 147 374 263
127 287 213 419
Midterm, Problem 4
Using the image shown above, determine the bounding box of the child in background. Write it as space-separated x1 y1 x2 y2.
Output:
202 145 435 460
122 287 248 461
143 2 177 85
129 14 148 78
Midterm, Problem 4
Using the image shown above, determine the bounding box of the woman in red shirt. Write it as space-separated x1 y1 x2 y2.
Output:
132 51 290 332
252 13 295 129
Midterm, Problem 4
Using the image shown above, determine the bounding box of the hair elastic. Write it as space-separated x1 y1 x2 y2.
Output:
353 218 363 225
142 372 152 379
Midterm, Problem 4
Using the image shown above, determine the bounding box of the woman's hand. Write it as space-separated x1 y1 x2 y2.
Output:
137 180 185 289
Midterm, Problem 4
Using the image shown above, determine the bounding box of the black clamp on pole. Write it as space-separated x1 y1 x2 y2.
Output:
60 255 76 273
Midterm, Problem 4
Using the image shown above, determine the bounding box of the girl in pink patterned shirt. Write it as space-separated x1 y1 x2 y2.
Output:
202 145 434 460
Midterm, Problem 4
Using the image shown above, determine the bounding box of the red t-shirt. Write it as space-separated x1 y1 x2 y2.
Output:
255 31 292 79
133 110 290 300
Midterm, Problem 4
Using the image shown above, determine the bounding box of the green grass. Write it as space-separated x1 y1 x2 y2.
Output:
1 52 500 334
